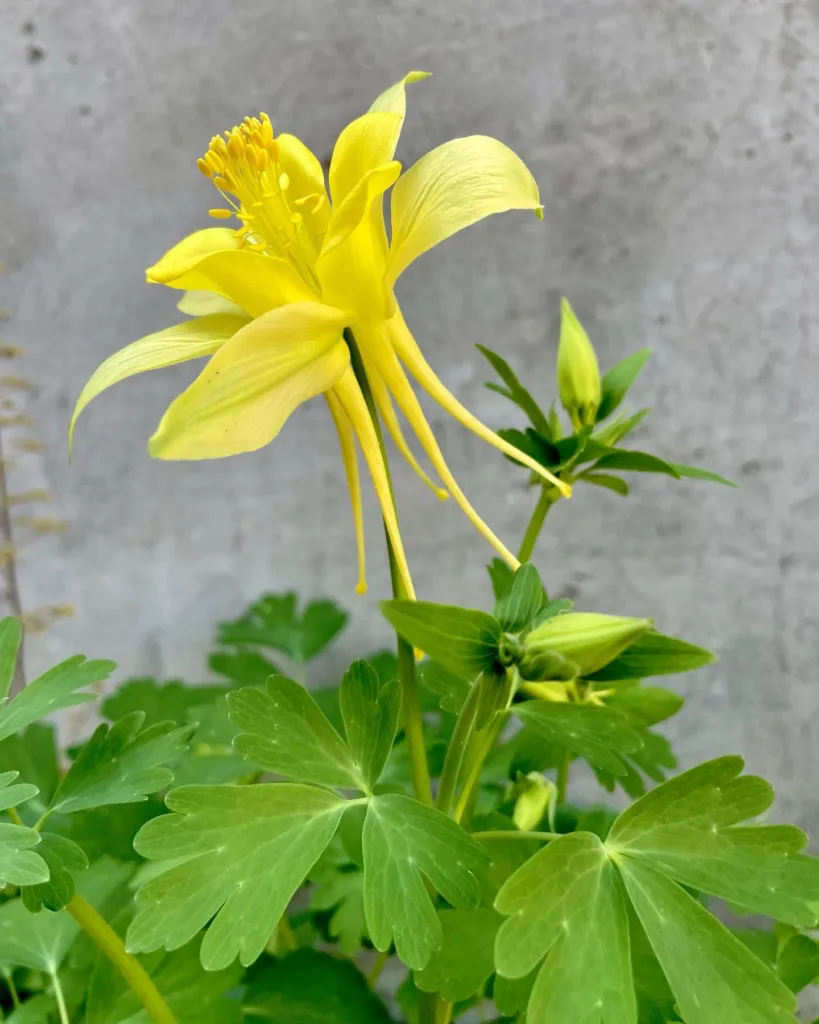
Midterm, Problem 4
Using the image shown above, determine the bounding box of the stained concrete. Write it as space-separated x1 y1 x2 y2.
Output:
0 1 817 837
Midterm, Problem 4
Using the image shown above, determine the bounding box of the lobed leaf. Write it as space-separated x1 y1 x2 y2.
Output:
494 563 546 633
415 908 501 1002
380 600 501 679
339 661 401 792
216 593 347 664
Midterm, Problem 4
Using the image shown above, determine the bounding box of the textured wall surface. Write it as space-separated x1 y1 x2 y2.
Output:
0 1 817 827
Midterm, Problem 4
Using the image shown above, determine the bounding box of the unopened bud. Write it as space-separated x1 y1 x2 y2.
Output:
517 647 579 682
556 298 601 430
512 772 557 831
525 612 652 677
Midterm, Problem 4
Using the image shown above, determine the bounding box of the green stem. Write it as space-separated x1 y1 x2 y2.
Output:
277 915 298 953
52 971 69 1024
65 895 177 1024
367 949 389 988
436 681 481 816
5 968 20 1008
471 829 560 842
556 749 571 804
452 714 506 826
346 329 433 807
517 485 558 563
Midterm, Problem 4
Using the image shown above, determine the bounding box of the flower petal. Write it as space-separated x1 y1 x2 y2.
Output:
386 135 542 285
157 249 317 317
320 161 401 259
149 303 350 460
146 228 240 284
277 133 332 238
326 390 367 595
369 71 430 128
70 314 247 454
328 112 403 207
177 291 247 317
332 367 415 600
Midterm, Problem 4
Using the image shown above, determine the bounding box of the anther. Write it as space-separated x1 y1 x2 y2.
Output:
196 158 212 178
208 209 233 220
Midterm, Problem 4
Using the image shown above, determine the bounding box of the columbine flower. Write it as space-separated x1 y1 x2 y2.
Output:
71 72 569 596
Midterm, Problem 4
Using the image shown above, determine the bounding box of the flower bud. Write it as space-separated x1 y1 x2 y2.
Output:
517 647 579 682
512 772 557 831
525 612 652 677
556 298 601 430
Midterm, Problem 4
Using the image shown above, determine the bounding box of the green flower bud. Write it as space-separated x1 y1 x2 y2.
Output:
525 612 652 676
512 772 557 832
556 298 601 430
517 647 579 682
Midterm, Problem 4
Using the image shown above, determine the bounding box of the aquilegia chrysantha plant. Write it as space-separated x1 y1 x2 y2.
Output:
1 72 817 1024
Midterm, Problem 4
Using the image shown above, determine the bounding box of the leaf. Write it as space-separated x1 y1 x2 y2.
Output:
0 772 48 887
619 859 797 1024
604 685 684 728
476 345 551 436
101 678 228 728
586 630 716 682
582 473 630 496
608 756 819 927
592 450 681 478
311 866 367 956
339 661 401 791
417 660 471 714
415 908 501 1002
48 713 193 816
243 948 393 1023
0 724 60 812
596 348 651 421
21 834 88 912
362 793 490 969
208 649 282 685
172 699 251 787
530 597 573 629
128 783 347 969
776 930 819 992
497 427 559 468
0 655 114 743
0 617 21 701
487 558 516 602
494 564 545 633
670 463 737 487
57 801 163 863
379 600 501 679
594 407 651 447
495 831 636 1022
228 677 362 789
515 701 643 775
216 593 348 663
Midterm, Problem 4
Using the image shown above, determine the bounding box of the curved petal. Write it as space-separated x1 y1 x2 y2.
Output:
332 367 415 600
325 390 367 594
158 249 317 317
149 303 350 460
328 112 403 207
369 71 430 128
177 291 247 317
388 309 571 498
320 161 401 259
146 228 240 284
277 133 332 239
386 135 542 285
70 314 247 453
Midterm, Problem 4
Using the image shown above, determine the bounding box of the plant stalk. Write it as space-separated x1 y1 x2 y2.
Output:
517 484 558 563
65 895 177 1024
345 329 433 807
436 680 481 816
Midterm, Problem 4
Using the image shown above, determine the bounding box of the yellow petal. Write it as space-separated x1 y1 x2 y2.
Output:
70 314 246 454
328 111 403 207
386 135 542 285
158 249 317 317
332 367 416 600
325 390 367 594
277 133 332 238
146 228 240 284
354 324 520 569
320 161 401 259
388 310 571 498
368 71 430 148
149 303 350 460
177 291 247 317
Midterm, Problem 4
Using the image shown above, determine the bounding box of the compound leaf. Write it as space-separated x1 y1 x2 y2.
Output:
339 661 400 791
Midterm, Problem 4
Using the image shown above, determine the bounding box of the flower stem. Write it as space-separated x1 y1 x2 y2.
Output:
436 680 481 816
65 895 177 1024
471 829 560 842
345 328 433 807
452 714 506 826
367 949 389 988
517 485 558 563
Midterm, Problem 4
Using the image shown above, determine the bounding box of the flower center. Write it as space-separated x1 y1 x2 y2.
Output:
197 113 326 288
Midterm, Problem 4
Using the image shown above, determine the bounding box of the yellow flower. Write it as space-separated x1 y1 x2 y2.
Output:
71 72 570 597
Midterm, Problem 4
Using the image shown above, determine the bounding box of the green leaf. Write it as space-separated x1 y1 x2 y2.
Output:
172 700 251 787
597 349 651 421
776 930 819 992
604 684 684 728
515 701 644 775
311 865 367 955
243 948 393 1023
415 908 501 1002
21 834 88 912
593 407 652 447
417 660 471 714
592 450 681 478
0 618 21 701
208 649 282 685
476 345 551 436
608 756 819 927
57 801 163 863
0 771 48 886
619 859 796 1024
495 831 636 1021
380 600 501 679
362 793 490 969
128 783 347 969
0 655 114 743
487 557 516 602
670 463 737 487
586 630 716 682
0 724 59 812
216 593 348 663
101 678 227 728
228 677 362 789
497 427 559 468
494 564 545 632
340 661 400 791
48 713 192 816
582 472 630 496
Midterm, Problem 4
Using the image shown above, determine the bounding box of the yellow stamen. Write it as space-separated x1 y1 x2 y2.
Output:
208 209 233 220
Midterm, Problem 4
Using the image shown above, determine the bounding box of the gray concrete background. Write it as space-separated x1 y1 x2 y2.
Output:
0 1 817 831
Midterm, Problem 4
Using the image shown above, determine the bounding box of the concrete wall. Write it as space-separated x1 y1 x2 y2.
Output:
1 1 817 827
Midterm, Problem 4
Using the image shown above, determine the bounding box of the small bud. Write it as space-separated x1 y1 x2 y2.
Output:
556 298 601 430
512 772 557 831
497 633 525 668
525 612 652 676
518 647 579 682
